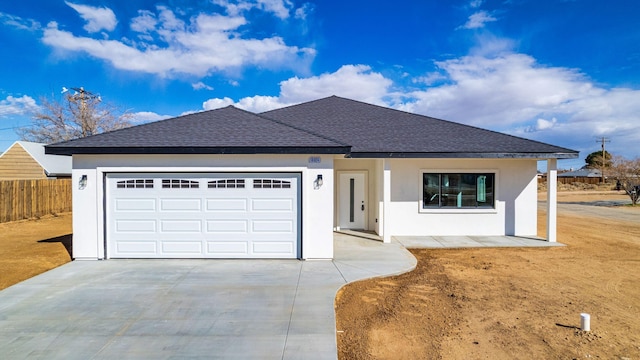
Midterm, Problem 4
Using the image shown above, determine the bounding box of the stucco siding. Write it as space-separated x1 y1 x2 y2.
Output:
387 158 537 237
71 154 334 260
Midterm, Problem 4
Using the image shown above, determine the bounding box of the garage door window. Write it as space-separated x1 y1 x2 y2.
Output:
162 179 200 189
116 179 154 189
208 179 245 189
254 179 291 189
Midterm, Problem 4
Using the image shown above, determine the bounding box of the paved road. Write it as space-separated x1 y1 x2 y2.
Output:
539 200 639 223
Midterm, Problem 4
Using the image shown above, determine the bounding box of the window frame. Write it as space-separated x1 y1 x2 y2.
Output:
208 179 246 189
116 179 154 189
253 179 292 189
418 169 499 214
161 179 200 189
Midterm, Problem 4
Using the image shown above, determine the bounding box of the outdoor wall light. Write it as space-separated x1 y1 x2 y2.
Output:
79 175 87 190
315 174 323 188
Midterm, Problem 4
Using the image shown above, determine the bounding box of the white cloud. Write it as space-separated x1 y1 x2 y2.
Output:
294 4 312 19
0 12 41 31
203 97 236 110
129 111 172 123
400 53 595 127
42 7 314 77
460 11 497 29
278 65 392 105
130 10 157 34
213 0 292 19
201 64 392 112
198 49 640 161
397 47 640 160
0 95 39 117
65 2 117 33
527 117 557 132
470 0 484 8
203 95 284 112
412 71 447 85
192 82 214 91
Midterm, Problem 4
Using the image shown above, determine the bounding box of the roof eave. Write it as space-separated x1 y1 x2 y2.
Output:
347 152 580 159
45 146 351 156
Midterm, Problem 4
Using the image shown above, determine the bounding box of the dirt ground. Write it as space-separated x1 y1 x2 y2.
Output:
1 192 639 358
0 213 72 290
336 191 640 359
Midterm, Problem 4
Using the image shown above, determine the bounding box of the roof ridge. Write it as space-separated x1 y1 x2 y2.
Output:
47 107 231 147
284 95 576 153
15 141 48 170
251 107 352 148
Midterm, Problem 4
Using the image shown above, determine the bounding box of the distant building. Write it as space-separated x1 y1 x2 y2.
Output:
0 141 72 180
557 167 603 184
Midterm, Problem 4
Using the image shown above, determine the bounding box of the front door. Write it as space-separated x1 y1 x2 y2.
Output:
338 172 367 229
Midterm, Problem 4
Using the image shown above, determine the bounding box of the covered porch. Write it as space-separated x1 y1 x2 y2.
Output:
334 158 561 244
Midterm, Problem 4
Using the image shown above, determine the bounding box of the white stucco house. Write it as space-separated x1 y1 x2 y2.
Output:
46 96 577 260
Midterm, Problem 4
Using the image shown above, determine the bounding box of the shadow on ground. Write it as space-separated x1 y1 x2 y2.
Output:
38 234 72 258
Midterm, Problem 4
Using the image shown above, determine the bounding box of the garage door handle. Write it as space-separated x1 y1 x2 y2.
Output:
361 202 365 211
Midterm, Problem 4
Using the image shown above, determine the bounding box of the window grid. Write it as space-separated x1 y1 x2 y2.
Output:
116 179 154 189
208 179 246 189
162 179 200 189
253 179 291 189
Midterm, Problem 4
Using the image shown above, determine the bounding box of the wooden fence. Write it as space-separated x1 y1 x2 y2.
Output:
0 179 72 223
538 177 606 185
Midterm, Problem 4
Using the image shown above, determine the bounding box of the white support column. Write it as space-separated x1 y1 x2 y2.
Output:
546 158 558 242
382 159 392 243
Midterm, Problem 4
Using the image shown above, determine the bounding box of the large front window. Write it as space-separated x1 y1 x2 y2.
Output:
423 173 495 209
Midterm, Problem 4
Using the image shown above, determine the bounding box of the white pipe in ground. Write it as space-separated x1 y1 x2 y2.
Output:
580 313 591 331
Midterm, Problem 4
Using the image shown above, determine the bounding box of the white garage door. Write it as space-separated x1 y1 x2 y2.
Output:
106 173 301 259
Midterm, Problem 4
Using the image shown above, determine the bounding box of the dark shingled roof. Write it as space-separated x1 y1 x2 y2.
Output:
46 105 350 155
46 95 578 159
262 96 578 159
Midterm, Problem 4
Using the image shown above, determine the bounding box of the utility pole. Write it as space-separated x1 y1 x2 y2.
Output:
62 87 101 137
596 137 610 184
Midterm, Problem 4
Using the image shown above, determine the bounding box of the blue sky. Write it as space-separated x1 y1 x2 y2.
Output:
1 0 639 170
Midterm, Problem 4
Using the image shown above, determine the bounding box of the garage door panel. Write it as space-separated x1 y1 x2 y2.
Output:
251 198 293 211
206 220 248 233
115 198 156 211
252 242 294 254
116 241 157 254
160 198 202 211
252 220 294 233
160 220 202 233
161 241 203 254
206 198 247 211
107 173 299 259
115 219 156 233
207 241 249 254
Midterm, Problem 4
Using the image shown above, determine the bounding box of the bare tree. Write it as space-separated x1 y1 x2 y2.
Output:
17 87 132 144
609 155 640 205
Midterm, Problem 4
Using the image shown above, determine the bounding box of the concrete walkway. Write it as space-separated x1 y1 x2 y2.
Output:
395 235 564 248
0 234 415 360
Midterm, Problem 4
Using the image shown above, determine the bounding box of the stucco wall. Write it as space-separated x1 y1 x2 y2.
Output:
71 154 334 260
387 158 538 237
334 158 538 237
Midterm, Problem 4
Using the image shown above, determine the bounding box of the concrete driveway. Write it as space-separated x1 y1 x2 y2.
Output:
0 234 416 360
